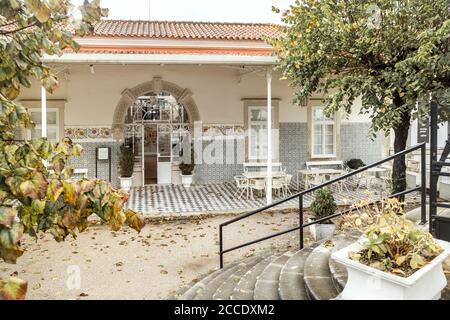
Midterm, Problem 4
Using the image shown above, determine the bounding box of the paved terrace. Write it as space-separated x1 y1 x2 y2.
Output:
125 181 421 216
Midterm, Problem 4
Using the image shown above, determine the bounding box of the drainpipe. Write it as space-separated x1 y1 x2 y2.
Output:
41 86 47 138
266 68 273 205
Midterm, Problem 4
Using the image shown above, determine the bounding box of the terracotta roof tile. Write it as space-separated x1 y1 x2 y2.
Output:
90 20 282 40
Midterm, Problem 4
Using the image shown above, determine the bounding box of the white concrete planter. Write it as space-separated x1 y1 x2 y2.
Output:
181 174 194 188
331 238 450 300
308 218 336 241
119 176 133 192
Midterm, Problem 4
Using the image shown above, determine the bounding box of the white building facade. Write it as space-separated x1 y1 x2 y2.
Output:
18 20 384 189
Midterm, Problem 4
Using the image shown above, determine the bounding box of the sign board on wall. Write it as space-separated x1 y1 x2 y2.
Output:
95 147 112 182
417 118 430 143
97 147 110 160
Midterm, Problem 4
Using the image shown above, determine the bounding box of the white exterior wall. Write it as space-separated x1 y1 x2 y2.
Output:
19 64 373 126
18 63 383 186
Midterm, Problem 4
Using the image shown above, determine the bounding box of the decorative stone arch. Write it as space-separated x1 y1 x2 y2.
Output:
112 76 200 140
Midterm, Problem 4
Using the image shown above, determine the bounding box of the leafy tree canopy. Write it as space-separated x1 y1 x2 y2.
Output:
271 0 450 133
271 0 450 194
0 0 145 300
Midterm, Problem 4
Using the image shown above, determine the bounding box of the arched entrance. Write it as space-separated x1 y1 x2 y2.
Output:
113 77 200 186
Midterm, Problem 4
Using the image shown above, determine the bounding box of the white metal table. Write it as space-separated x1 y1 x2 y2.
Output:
296 169 344 189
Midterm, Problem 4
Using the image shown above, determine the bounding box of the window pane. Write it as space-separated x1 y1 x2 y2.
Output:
31 128 58 142
251 109 266 121
325 145 334 155
325 134 334 145
313 108 324 121
313 125 323 145
47 129 57 141
47 112 57 125
325 124 334 134
30 112 41 124
30 111 57 125
314 145 322 155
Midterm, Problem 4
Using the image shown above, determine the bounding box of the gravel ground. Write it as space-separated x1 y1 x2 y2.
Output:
0 210 305 300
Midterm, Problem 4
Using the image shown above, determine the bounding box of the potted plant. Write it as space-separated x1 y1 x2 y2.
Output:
345 158 366 170
179 145 195 188
308 187 337 241
333 200 450 300
118 144 135 191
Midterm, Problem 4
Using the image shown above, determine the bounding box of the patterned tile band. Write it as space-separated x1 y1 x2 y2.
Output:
65 124 244 141
65 127 113 141
202 124 244 137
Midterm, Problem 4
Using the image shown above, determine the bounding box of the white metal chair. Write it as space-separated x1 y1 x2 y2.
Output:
356 171 376 189
378 168 392 191
234 175 249 199
272 177 286 198
284 174 293 196
249 178 266 199
305 173 326 189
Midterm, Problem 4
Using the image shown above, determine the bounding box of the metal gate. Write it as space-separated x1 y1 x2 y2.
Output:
429 100 450 241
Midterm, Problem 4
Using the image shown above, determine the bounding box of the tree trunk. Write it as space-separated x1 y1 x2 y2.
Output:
392 105 411 199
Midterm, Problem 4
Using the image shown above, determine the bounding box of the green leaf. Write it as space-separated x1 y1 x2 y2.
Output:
0 207 17 228
34 4 51 23
410 254 426 269
46 179 63 202
0 277 28 300
0 221 24 263
62 181 77 205
125 209 145 233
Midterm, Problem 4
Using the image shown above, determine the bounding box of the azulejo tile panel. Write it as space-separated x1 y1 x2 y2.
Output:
65 126 113 141
202 124 244 137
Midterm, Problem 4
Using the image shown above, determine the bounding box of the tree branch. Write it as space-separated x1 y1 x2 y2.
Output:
0 22 38 35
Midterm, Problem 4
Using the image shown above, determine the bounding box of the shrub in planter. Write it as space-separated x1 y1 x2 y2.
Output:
118 144 135 191
345 158 366 170
333 198 450 300
309 188 337 240
349 211 443 277
179 144 196 187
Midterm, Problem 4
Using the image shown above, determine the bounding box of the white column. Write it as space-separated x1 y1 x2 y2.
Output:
266 68 273 205
41 86 47 138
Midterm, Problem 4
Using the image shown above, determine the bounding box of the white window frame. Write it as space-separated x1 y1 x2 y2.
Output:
27 108 60 142
248 106 276 161
247 106 267 161
311 106 337 158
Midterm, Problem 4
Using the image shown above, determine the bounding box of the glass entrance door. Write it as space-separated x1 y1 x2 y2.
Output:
125 92 190 186
141 124 173 185
142 125 158 185
157 125 172 184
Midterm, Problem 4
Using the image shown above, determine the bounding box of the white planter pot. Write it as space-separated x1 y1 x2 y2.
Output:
331 238 450 300
119 176 133 192
181 174 193 188
308 218 336 241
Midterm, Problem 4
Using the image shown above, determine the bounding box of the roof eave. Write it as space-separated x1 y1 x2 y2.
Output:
42 52 277 65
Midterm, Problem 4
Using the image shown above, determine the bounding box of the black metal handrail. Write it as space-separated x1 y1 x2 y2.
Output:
219 143 427 268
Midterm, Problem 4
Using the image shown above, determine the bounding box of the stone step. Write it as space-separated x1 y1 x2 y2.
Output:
278 242 321 300
212 256 265 300
328 234 360 292
254 251 294 300
194 256 257 300
304 239 340 300
231 254 280 300
178 259 245 300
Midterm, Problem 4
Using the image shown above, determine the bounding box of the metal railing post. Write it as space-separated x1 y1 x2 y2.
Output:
421 143 427 225
430 101 438 233
219 225 223 269
299 194 304 249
